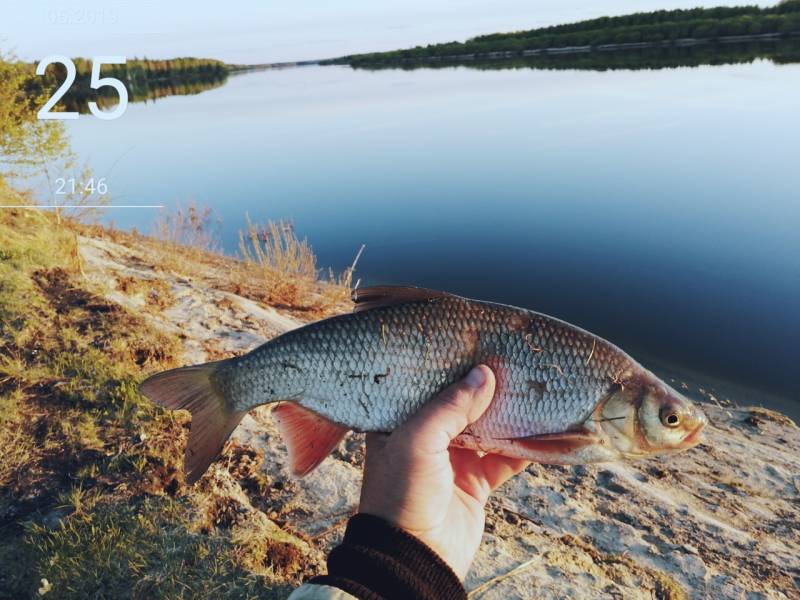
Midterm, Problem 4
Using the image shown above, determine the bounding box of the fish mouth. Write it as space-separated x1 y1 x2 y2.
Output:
678 421 706 449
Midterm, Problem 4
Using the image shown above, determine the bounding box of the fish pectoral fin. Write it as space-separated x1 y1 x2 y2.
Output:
272 403 349 477
507 428 598 454
351 285 455 313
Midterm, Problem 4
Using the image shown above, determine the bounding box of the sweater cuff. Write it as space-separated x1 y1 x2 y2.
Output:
309 513 466 600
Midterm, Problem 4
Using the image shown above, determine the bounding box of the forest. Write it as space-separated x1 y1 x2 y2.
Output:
351 37 800 72
25 57 230 113
325 1 800 67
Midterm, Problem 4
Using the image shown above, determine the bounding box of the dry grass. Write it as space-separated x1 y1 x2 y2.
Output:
115 275 176 311
321 243 364 308
101 204 360 317
238 217 360 314
153 202 220 253
239 218 317 307
0 204 319 598
146 202 223 277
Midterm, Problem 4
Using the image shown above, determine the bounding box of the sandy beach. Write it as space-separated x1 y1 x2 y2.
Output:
75 228 800 599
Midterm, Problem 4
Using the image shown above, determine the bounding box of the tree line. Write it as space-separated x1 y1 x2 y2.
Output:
355 38 800 73
25 57 230 113
326 1 800 66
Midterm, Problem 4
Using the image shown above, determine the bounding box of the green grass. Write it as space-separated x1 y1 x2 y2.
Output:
0 193 315 598
20 497 295 599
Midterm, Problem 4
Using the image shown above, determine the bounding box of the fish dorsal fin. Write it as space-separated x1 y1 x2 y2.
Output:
352 285 453 313
272 403 349 477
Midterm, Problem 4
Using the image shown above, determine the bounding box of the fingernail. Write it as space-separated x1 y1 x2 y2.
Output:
464 366 486 389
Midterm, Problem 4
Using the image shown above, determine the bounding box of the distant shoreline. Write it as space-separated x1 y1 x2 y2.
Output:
227 31 800 72
324 31 800 67
228 60 321 73
323 3 800 68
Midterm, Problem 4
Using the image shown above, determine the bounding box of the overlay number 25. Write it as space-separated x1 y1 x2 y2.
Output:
36 55 129 120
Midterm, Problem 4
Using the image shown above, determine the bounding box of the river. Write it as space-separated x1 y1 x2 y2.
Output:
64 57 800 418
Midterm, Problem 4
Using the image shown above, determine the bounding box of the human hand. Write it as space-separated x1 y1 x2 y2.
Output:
358 365 530 579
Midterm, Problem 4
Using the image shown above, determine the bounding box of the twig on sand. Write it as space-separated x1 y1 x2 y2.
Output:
500 505 542 530
467 558 537 598
307 507 358 541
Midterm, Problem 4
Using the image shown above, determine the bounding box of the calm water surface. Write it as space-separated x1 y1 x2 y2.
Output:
65 61 800 417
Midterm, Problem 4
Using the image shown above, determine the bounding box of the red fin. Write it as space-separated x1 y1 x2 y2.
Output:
352 285 454 313
512 429 597 454
272 404 349 476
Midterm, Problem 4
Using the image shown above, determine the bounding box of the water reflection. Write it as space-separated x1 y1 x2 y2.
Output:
347 38 800 71
32 59 229 114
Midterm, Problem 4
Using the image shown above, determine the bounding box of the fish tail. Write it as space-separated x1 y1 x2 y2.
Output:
139 360 245 484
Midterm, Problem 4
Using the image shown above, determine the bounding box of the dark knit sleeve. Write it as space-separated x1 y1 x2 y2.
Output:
308 513 467 600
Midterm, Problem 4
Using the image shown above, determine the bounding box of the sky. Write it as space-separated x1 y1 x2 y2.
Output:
5 0 775 64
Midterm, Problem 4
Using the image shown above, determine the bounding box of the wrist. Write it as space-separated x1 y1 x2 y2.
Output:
309 513 466 600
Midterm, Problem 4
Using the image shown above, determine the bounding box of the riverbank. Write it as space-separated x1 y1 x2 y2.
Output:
326 3 800 68
1 207 797 598
228 60 322 72
331 31 800 68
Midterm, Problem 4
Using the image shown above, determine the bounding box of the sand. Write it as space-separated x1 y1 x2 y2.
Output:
78 233 800 599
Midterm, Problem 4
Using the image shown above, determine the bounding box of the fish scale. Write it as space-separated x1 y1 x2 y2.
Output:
214 293 632 438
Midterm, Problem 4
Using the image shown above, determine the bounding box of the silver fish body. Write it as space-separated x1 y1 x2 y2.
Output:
140 286 707 483
218 294 629 437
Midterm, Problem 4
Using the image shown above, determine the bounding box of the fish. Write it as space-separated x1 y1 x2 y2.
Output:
139 286 708 484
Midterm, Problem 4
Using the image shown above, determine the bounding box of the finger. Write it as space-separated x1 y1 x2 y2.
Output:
480 454 530 491
449 447 491 500
364 432 389 458
448 446 483 474
400 365 496 454
362 432 391 477
365 432 389 448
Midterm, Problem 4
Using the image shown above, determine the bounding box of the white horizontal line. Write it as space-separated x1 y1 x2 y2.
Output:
0 205 164 209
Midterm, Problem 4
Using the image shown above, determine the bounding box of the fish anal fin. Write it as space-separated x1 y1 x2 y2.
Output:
511 429 597 454
272 403 349 476
352 286 454 313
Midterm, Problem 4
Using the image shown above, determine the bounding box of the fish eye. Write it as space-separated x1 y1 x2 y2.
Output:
660 408 681 428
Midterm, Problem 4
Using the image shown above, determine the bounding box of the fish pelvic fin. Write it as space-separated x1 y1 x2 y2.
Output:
139 360 245 485
272 403 349 477
509 428 598 454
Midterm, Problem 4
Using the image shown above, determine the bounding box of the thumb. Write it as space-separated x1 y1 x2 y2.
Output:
399 365 495 454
